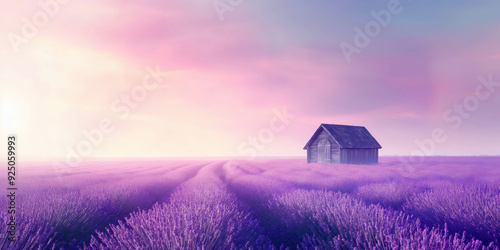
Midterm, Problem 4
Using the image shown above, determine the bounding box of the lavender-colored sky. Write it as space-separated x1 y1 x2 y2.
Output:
1 0 500 160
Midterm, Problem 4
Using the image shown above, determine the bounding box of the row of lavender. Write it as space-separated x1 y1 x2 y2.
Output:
356 181 500 246
0 178 172 248
0 161 198 248
89 179 271 249
0 160 499 249
89 180 500 249
86 165 500 249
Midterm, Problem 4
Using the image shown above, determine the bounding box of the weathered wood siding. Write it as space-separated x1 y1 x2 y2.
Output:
306 129 341 163
340 148 378 164
331 144 340 163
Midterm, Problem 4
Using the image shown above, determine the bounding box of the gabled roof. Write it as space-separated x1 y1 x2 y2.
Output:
303 124 382 149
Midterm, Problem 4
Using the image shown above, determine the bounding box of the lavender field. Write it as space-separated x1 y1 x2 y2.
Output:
1 157 500 249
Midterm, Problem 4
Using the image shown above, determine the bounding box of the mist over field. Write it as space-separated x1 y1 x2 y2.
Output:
1 157 499 249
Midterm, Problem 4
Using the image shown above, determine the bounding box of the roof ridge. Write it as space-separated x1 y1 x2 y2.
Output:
304 123 382 149
322 123 365 128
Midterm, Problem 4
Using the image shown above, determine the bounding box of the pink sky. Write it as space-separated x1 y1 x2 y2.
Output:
1 0 500 161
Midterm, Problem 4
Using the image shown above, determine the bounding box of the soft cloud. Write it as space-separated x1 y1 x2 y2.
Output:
1 0 500 160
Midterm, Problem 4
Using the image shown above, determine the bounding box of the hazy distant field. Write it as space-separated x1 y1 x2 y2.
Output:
2 157 500 249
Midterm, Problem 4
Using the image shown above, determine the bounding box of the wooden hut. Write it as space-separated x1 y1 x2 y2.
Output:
303 124 382 164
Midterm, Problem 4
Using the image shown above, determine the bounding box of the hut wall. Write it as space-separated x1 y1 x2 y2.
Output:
340 148 378 164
